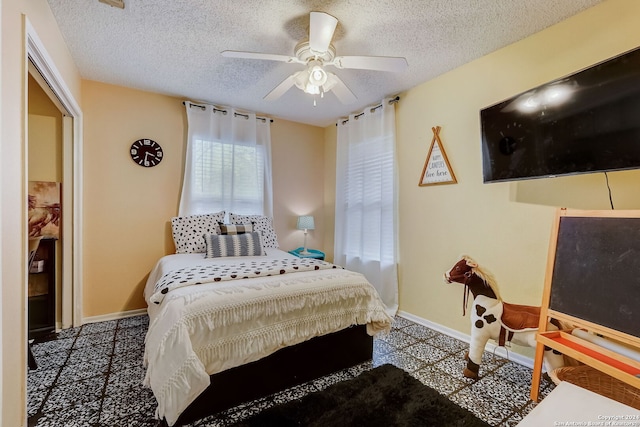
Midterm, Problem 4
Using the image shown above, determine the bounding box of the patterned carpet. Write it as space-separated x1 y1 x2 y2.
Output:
27 315 555 426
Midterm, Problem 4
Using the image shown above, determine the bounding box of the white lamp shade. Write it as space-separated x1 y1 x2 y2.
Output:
297 215 315 230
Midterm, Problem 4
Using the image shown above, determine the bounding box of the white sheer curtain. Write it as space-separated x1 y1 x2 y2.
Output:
179 102 273 217
334 99 399 315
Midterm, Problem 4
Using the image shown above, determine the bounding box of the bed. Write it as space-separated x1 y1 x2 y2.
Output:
142 212 392 426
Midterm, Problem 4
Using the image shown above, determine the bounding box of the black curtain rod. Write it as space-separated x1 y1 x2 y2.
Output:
338 96 400 126
182 101 273 123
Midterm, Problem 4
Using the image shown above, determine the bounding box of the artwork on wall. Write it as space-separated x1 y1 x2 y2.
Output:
418 126 457 186
28 181 61 239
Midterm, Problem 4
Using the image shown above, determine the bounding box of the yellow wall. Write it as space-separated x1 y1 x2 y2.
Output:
271 119 326 252
395 0 640 360
28 74 63 182
1 1 81 426
81 81 184 316
81 80 326 317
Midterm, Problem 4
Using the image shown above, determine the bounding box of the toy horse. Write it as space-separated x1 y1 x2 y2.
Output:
444 255 565 379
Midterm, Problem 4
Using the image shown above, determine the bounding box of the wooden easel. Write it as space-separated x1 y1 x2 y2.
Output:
531 208 640 401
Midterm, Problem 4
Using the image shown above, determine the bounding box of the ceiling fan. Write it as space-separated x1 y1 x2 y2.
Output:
221 11 408 104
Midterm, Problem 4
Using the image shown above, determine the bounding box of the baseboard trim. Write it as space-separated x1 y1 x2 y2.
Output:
396 310 534 369
82 308 147 325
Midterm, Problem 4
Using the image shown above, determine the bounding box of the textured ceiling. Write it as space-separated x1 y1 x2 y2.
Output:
46 0 602 127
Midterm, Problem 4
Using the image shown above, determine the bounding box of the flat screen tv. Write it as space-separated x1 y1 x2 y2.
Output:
481 46 640 183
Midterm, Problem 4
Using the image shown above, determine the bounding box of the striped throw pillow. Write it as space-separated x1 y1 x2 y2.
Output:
203 231 264 258
218 222 254 235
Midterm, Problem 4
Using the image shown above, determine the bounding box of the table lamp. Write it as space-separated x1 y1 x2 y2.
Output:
296 215 315 255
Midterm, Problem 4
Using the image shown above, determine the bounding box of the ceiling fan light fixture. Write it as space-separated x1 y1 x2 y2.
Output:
304 82 321 95
293 70 308 90
322 73 337 93
293 61 327 95
294 73 319 95
309 65 327 86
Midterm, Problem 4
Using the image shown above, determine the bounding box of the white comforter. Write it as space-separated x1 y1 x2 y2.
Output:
143 249 392 426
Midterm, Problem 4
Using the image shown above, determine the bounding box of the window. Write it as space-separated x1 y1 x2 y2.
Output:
334 99 398 315
179 103 272 216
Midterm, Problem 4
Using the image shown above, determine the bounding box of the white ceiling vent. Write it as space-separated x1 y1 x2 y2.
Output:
98 0 124 9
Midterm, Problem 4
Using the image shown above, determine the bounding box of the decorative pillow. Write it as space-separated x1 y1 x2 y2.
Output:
170 211 225 254
218 222 254 235
229 214 279 248
203 231 265 258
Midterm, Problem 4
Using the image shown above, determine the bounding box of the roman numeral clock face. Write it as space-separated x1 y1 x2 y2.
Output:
130 139 163 167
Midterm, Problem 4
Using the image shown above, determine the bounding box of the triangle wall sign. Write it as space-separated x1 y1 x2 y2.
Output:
419 126 457 186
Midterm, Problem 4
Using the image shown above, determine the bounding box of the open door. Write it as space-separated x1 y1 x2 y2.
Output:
27 22 84 331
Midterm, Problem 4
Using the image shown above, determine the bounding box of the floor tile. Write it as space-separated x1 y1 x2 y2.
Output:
31 400 102 427
389 316 413 329
372 337 395 356
401 323 435 339
29 348 70 371
99 386 156 424
28 366 60 394
377 328 418 349
55 327 81 340
28 314 547 427
404 341 449 363
271 382 319 405
73 331 115 350
372 349 425 372
106 364 146 394
427 332 469 354
79 321 117 335
57 358 109 384
43 375 106 412
451 385 516 426
411 365 467 395
67 342 112 364
32 337 75 355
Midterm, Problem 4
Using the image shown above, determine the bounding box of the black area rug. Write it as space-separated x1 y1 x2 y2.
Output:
232 364 491 427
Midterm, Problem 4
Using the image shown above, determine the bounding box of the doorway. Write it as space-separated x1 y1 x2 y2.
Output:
27 69 66 332
26 22 84 332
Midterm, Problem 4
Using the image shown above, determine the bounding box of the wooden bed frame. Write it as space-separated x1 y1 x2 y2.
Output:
168 324 373 426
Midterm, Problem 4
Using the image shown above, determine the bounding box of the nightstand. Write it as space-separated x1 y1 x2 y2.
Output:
288 247 325 260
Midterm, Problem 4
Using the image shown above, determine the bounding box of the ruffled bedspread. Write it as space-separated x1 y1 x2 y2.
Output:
143 252 392 426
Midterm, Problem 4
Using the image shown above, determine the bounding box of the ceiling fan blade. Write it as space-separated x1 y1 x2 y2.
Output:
309 12 338 53
221 50 302 64
325 73 357 104
264 74 297 101
331 55 408 72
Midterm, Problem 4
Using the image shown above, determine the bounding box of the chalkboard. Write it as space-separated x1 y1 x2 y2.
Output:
550 216 640 338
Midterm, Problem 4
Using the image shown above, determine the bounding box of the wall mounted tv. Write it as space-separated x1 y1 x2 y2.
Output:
481 46 640 183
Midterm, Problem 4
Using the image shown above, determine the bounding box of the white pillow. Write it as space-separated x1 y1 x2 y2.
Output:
228 213 279 248
170 211 225 253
